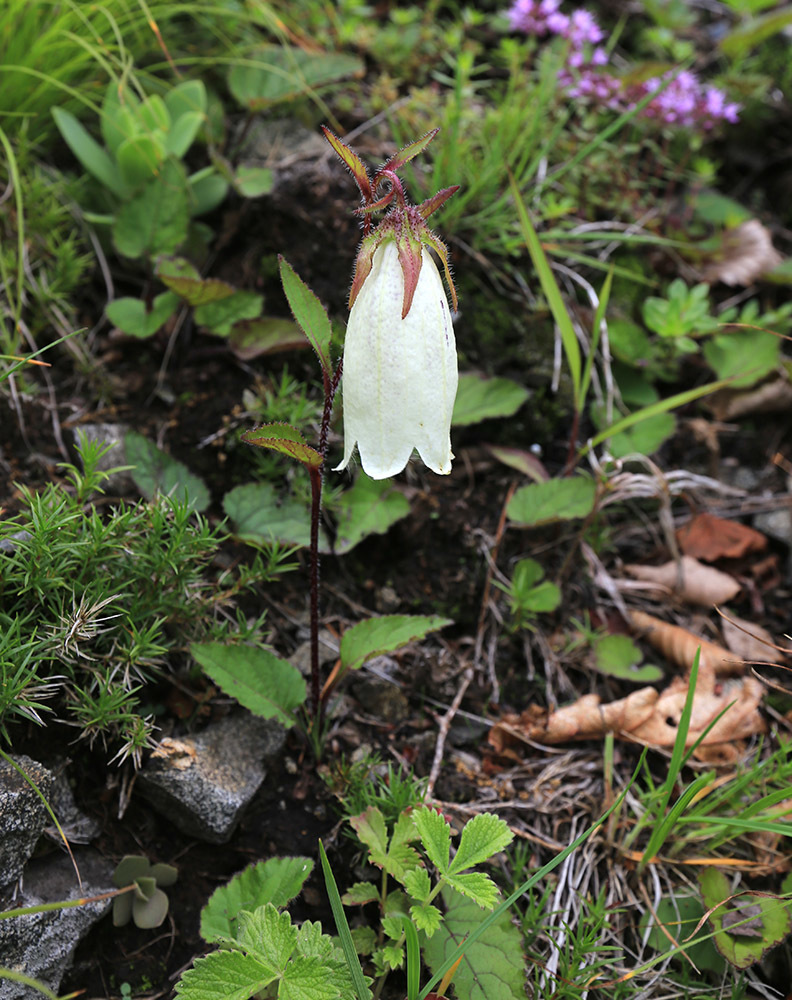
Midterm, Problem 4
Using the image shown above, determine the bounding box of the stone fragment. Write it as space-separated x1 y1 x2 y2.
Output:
351 676 411 723
0 849 113 1000
137 713 285 843
0 756 53 888
754 507 792 547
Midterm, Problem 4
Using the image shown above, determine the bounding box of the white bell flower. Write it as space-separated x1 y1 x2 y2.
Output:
335 240 458 480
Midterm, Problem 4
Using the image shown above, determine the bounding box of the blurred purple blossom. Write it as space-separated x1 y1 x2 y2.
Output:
507 0 739 129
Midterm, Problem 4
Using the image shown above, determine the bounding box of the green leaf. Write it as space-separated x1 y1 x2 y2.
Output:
379 944 404 970
228 316 306 360
235 165 274 198
156 256 236 306
339 615 452 674
164 80 207 123
241 423 322 469
100 81 140 158
524 580 561 614
113 159 190 259
281 956 344 1000
703 329 780 389
116 133 165 188
413 806 451 874
106 292 180 338
699 868 792 969
175 950 275 1000
166 111 204 158
150 862 178 887
449 813 513 874
134 875 157 901
189 169 229 215
318 841 372 1000
594 635 663 683
640 894 725 972
201 856 314 943
720 4 792 57
278 256 333 376
403 868 431 903
112 893 133 927
190 642 306 728
194 290 263 336
381 916 405 940
348 807 392 867
341 881 380 906
349 807 421 883
223 482 328 551
112 855 150 887
238 904 297 971
410 903 442 937
443 871 500 910
333 475 410 554
603 410 676 459
52 106 127 198
125 430 210 512
422 887 527 1000
507 476 596 527
451 375 530 427
350 926 377 955
228 47 363 110
138 95 170 133
133 887 169 928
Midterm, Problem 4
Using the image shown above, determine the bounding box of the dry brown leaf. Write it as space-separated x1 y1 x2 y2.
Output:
624 555 740 606
628 608 745 676
708 374 792 421
676 512 766 562
720 612 786 663
702 219 783 286
149 737 197 770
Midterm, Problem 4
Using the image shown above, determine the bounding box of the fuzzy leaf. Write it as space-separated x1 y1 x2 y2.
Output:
296 921 334 961
190 642 305 727
238 904 297 970
125 431 210 512
423 888 527 1000
175 950 275 1000
339 615 451 674
452 375 530 427
403 867 431 903
281 956 345 1000
241 423 322 469
507 476 596 527
278 256 333 376
413 806 451 875
333 475 410 554
449 813 513 875
443 872 501 910
410 902 442 937
341 881 380 906
201 856 313 943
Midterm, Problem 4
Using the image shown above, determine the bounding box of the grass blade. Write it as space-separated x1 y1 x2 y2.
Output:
318 840 371 1000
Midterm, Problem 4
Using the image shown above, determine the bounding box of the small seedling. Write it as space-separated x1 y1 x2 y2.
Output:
112 855 178 929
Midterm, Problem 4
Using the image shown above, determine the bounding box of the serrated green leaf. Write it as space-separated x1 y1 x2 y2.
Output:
175 949 274 1000
341 881 380 905
156 256 236 307
382 916 405 940
452 374 530 427
113 159 189 259
410 903 442 937
281 956 344 1000
191 642 305 728
449 813 513 875
413 807 451 875
443 872 500 910
333 475 410 554
195 290 263 336
201 856 313 943
106 292 180 338
403 868 431 903
340 615 451 674
223 481 329 551
379 944 404 970
240 423 322 469
507 476 596 527
423 888 527 1000
238 904 297 971
296 921 334 961
125 430 209 512
350 807 420 882
278 256 333 376
349 806 388 858
351 926 377 955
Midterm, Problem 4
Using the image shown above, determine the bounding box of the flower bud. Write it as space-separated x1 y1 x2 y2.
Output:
335 240 457 480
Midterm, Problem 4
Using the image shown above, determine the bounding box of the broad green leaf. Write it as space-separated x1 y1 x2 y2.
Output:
410 903 442 937
52 106 127 198
116 133 165 188
228 47 363 110
156 256 236 307
113 159 189 259
100 81 140 158
451 374 530 427
189 169 230 215
223 481 329 550
703 329 780 389
281 956 344 1000
350 926 377 955
699 868 792 969
423 887 527 1000
150 863 178 887
413 807 451 874
339 615 451 674
164 80 207 123
341 881 380 905
229 316 306 360
403 868 431 903
236 165 274 198
241 423 322 469
486 445 548 482
279 257 333 376
175 949 275 1000
350 807 420 882
166 111 204 158
639 895 725 972
138 94 170 133
105 292 180 338
443 871 500 910
379 944 404 970
333 475 410 555
201 856 313 942
594 635 663 683
133 887 169 928
524 580 561 613
238 904 297 971
195 290 263 336
349 807 388 864
125 430 210 511
449 813 513 875
190 642 306 727
606 411 676 459
297 921 334 961
112 855 150 887
692 191 751 227
507 476 596 527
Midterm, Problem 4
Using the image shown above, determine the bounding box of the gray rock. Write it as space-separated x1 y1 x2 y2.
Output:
45 773 100 846
289 628 338 678
351 677 411 723
0 756 53 888
0 531 32 554
137 713 286 843
72 423 135 493
0 849 113 1000
754 507 792 546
